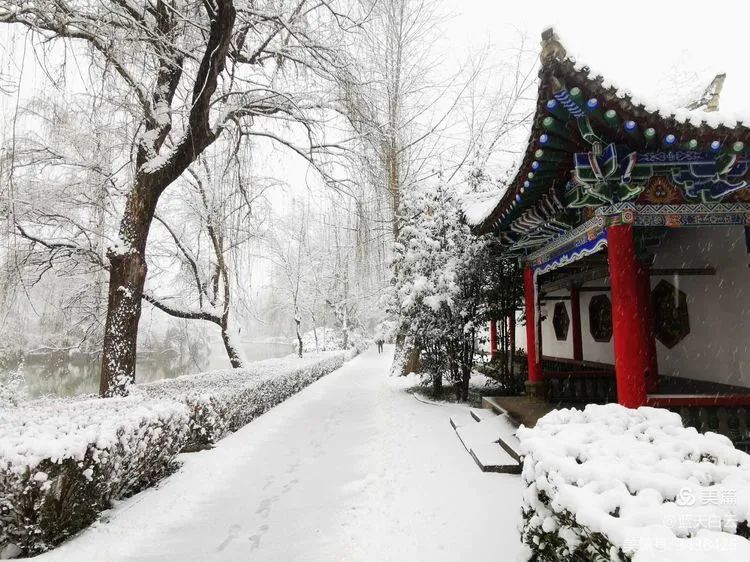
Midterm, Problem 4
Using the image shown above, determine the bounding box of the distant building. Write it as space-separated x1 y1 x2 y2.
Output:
467 29 750 437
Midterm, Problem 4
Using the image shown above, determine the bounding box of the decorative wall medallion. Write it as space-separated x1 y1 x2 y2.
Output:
589 294 612 343
553 302 570 341
639 175 684 204
652 280 690 349
729 187 750 203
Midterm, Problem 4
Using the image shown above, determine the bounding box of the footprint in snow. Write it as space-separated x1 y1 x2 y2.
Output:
216 524 241 552
256 496 277 518
281 478 299 493
248 524 269 551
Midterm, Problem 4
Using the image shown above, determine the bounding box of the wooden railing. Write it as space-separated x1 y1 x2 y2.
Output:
544 371 617 404
540 372 750 448
646 395 750 448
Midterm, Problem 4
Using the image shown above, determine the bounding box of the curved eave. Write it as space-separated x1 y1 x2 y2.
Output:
473 42 750 238
472 63 575 235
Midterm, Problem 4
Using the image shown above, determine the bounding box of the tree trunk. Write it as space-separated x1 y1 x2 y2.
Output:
341 315 349 349
387 149 400 240
295 318 303 358
99 249 147 396
220 325 244 368
216 231 243 369
100 180 161 397
460 368 470 401
432 371 442 397
311 312 319 352
458 332 474 402
404 346 421 374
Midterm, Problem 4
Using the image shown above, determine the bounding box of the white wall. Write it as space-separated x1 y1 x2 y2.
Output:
536 286 616 364
514 310 527 351
515 225 749 388
538 290 574 360
650 226 750 388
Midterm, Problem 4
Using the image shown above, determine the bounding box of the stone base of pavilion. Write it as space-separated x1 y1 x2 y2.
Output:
481 395 561 429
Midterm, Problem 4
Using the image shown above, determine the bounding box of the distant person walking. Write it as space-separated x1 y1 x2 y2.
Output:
375 338 384 353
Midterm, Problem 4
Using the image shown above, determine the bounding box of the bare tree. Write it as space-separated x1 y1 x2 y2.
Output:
144 143 272 367
265 201 310 358
340 0 447 242
1 0 358 395
1 95 117 354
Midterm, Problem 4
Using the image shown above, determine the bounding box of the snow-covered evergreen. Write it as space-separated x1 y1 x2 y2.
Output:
390 174 487 399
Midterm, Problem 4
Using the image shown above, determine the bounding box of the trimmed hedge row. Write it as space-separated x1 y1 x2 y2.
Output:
518 404 750 562
0 350 352 557
137 351 352 449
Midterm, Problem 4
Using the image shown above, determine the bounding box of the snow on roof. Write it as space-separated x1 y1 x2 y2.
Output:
549 26 749 130
470 26 750 234
461 189 506 227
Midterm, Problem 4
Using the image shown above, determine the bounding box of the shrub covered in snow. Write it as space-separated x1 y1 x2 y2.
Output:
0 351 352 556
137 351 351 449
518 404 750 561
0 364 27 409
0 397 189 555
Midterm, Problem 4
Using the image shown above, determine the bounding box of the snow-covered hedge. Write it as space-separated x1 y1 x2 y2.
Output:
518 404 750 562
0 397 189 556
136 351 351 449
0 351 351 557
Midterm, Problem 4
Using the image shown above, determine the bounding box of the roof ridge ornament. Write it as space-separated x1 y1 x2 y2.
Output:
540 27 566 63
685 73 726 113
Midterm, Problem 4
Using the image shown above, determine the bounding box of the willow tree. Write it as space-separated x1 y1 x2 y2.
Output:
0 0 355 395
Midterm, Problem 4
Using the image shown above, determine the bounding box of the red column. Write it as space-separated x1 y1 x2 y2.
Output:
523 266 542 383
637 262 659 393
489 320 498 361
607 224 648 408
570 284 583 361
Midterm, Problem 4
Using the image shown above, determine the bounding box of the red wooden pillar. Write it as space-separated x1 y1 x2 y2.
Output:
607 224 649 408
570 284 583 361
489 320 498 361
523 266 542 384
637 262 659 393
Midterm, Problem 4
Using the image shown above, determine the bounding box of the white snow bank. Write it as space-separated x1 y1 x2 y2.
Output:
0 351 353 557
518 403 750 561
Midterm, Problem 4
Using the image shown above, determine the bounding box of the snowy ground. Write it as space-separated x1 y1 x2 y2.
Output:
30 346 523 562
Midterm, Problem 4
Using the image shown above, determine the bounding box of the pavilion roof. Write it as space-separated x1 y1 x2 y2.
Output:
469 28 750 236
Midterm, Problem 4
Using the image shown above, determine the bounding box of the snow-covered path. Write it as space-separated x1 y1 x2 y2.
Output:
34 346 523 562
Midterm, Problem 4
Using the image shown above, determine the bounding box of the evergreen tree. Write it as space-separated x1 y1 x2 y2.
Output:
390 174 487 400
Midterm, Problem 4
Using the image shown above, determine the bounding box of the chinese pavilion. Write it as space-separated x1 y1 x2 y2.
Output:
469 29 750 437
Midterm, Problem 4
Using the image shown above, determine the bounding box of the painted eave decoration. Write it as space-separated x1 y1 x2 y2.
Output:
472 27 750 242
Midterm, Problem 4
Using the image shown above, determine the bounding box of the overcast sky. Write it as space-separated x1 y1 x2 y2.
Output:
2 0 747 199
446 0 747 116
